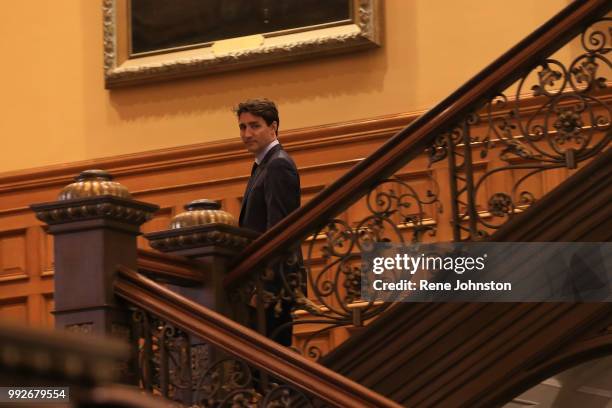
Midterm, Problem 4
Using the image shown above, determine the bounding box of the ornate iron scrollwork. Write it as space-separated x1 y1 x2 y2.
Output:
251 176 441 358
234 15 610 362
432 17 611 240
130 308 317 407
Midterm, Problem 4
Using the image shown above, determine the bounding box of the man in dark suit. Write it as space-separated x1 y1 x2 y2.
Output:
235 99 301 346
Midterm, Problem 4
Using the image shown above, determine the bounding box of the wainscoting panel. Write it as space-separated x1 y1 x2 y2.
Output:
0 93 608 354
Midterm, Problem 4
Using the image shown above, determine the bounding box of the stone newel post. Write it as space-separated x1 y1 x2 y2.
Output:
30 170 159 336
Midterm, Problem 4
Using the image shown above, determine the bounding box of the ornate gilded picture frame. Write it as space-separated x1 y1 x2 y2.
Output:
103 0 382 88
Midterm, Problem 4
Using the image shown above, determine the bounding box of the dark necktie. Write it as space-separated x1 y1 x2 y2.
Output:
245 162 259 195
240 162 260 226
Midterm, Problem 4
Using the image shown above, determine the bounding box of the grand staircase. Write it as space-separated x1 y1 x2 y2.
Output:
20 1 612 407
322 150 612 407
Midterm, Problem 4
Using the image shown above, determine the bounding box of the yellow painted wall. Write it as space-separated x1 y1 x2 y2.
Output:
0 0 569 174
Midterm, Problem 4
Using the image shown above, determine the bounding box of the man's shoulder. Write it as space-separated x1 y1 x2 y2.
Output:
267 146 297 168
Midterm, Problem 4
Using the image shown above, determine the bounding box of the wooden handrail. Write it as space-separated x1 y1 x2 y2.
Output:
224 0 611 288
114 265 402 408
137 248 203 285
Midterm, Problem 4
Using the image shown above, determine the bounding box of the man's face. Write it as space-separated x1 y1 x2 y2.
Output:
239 112 277 156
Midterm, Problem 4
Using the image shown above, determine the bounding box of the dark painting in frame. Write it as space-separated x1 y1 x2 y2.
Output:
103 0 382 88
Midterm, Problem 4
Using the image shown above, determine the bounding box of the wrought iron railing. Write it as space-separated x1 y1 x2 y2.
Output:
231 176 442 357
225 2 611 358
115 265 401 408
131 307 316 407
432 16 611 240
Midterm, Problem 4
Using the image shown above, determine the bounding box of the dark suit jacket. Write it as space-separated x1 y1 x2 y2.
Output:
239 143 302 345
239 144 300 233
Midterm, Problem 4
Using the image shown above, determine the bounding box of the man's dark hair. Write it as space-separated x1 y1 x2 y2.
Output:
234 99 279 135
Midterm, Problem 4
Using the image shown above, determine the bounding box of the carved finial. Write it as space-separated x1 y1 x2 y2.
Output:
58 169 132 201
170 199 236 229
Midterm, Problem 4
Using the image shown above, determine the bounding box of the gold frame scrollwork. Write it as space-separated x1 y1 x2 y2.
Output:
103 0 382 88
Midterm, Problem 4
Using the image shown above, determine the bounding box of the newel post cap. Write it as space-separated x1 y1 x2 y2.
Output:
145 199 257 256
30 169 159 230
58 169 132 200
169 199 236 229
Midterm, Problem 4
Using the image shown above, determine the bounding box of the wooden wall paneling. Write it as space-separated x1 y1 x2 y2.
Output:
36 228 56 326
139 206 175 249
131 176 251 226
222 197 242 222
0 224 54 326
345 194 370 229
299 159 363 198
300 184 331 237
118 157 252 198
301 185 326 205
0 278 53 309
0 297 28 323
42 294 54 327
0 228 28 282
40 227 54 277
0 190 59 217
24 226 50 327
329 327 351 351
0 93 607 367
26 294 46 327
0 112 404 293
542 167 570 194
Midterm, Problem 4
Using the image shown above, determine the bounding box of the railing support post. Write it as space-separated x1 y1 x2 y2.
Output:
145 199 258 324
30 170 158 382
145 200 258 395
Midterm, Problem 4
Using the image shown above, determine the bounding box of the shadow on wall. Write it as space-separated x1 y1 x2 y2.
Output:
104 46 389 121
